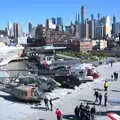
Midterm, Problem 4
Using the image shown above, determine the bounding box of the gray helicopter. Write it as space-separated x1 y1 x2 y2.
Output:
0 72 61 102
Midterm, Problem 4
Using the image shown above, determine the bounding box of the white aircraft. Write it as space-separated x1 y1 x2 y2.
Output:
107 112 120 120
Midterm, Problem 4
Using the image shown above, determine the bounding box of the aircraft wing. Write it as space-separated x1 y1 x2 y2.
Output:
107 112 120 120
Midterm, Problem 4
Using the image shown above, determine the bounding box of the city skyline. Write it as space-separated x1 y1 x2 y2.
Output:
0 0 120 32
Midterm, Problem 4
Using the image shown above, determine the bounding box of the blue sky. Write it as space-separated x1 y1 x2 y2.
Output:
0 0 120 32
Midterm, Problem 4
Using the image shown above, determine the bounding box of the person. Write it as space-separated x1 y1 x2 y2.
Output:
90 105 96 120
67 64 72 76
43 60 48 70
94 90 99 102
110 61 113 67
99 93 102 105
56 108 62 120
84 103 90 120
79 102 84 120
104 93 108 106
74 105 79 120
104 81 108 91
114 72 117 80
113 72 118 81
115 72 118 81
44 96 49 110
49 98 53 111
116 72 118 80
111 74 113 81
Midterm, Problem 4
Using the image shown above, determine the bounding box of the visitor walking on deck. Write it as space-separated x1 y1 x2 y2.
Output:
113 72 118 81
84 103 90 120
56 108 62 120
44 96 49 110
90 105 96 120
111 74 113 81
99 93 102 105
79 102 84 120
74 105 79 120
49 98 53 111
110 61 113 67
94 90 99 102
104 81 108 91
104 93 108 106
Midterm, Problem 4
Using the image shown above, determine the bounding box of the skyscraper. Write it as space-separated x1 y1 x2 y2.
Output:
81 6 85 24
57 17 63 26
46 18 56 30
78 13 80 25
104 16 111 37
81 6 86 39
13 23 23 38
7 21 12 36
98 13 101 20
88 19 95 39
95 19 104 40
112 16 116 35
28 22 33 34
91 14 94 20
75 13 78 25
84 19 89 39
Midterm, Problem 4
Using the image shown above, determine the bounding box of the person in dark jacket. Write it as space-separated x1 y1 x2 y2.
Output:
74 105 79 120
90 105 96 120
104 93 108 106
85 103 90 120
49 98 53 111
79 102 84 120
94 90 99 102
44 96 49 110
99 93 102 105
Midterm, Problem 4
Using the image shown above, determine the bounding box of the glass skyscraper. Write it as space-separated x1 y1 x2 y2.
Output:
57 17 63 26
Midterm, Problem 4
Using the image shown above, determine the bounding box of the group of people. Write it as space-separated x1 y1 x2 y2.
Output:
111 72 118 81
94 90 108 106
74 103 96 120
93 81 108 106
44 96 63 120
44 96 53 111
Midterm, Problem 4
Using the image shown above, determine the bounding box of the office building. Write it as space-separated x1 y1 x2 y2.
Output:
104 16 111 37
65 26 72 34
28 22 33 34
13 23 23 38
91 14 94 20
112 16 116 35
57 17 63 26
95 20 104 40
88 19 95 39
81 6 85 24
81 6 86 39
84 19 89 39
98 13 101 20
114 22 120 35
46 18 56 30
95 16 111 39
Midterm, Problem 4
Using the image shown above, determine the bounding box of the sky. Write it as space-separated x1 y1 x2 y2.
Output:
0 0 120 32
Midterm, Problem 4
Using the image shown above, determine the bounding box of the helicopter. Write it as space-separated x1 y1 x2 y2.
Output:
0 71 61 102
